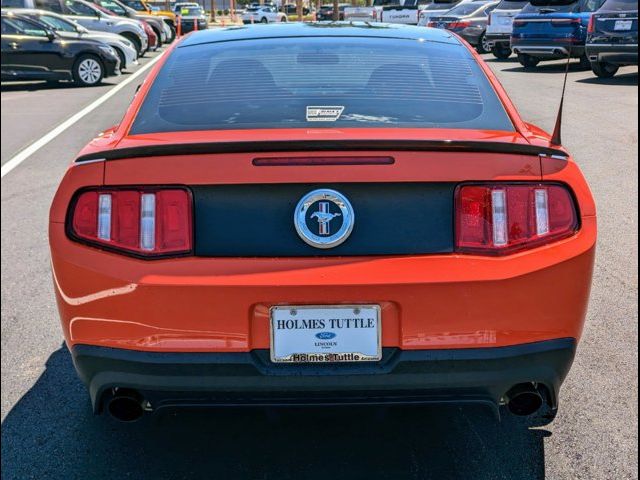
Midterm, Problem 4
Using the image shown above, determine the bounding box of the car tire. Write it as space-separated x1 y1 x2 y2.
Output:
168 24 176 43
591 61 619 78
72 54 104 87
151 26 162 46
517 53 539 69
113 47 126 72
280 15 287 21
491 44 512 60
476 33 490 54
261 17 268 23
121 32 142 57
578 53 591 70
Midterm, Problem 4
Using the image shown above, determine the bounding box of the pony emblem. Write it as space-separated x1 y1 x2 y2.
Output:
310 202 342 235
294 189 355 249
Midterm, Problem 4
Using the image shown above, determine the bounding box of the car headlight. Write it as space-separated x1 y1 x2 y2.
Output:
99 45 117 56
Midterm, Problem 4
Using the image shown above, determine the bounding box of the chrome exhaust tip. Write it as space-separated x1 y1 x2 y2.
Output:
505 384 544 416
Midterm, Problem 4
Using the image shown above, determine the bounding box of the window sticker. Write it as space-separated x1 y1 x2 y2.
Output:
306 106 345 122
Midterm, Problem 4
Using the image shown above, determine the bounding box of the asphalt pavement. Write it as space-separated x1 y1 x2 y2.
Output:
1 47 637 480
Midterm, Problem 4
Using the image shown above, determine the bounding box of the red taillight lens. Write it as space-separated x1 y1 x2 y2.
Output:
428 21 436 27
70 188 192 257
587 14 595 33
449 21 471 29
455 183 578 255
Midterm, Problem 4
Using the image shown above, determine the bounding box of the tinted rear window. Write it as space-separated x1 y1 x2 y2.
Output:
521 1 578 12
599 0 637 10
130 37 514 135
447 3 485 14
495 0 528 9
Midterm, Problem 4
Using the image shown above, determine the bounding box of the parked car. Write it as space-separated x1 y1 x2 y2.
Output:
343 0 387 22
172 1 198 13
90 0 170 45
586 0 638 76
175 3 206 32
381 0 433 24
1 10 120 84
428 0 499 52
511 0 606 68
316 3 349 20
49 23 595 423
418 0 469 25
11 8 137 69
60 0 149 55
240 5 286 22
120 0 175 41
485 0 528 58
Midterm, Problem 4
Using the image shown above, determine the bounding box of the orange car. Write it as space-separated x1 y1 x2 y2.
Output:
49 24 596 422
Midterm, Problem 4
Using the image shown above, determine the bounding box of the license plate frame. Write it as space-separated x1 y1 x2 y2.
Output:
614 19 633 30
270 305 382 364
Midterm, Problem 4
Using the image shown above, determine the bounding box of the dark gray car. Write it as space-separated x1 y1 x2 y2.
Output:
428 0 499 52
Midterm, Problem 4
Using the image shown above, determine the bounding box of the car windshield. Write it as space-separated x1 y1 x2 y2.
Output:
447 3 485 15
130 36 514 134
494 0 528 8
125 0 146 9
180 5 202 14
599 0 637 10
34 13 79 31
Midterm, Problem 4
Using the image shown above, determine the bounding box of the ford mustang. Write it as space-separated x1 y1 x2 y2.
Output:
49 23 596 423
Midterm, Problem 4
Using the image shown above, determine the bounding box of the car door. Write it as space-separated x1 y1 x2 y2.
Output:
63 0 110 31
0 16 67 79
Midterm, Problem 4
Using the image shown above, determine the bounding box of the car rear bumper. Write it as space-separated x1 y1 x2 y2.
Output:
486 32 511 46
586 43 639 65
511 40 585 58
72 338 576 413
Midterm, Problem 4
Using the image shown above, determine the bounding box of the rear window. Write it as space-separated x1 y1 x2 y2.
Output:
521 1 578 12
495 0 528 8
130 37 514 135
447 3 485 14
599 0 637 10
424 2 456 9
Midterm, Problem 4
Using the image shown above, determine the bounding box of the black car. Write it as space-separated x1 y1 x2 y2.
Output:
317 3 348 20
586 0 638 77
1 11 119 85
428 0 499 53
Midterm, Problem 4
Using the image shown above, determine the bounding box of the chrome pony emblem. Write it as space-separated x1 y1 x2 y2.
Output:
310 202 342 235
294 189 355 249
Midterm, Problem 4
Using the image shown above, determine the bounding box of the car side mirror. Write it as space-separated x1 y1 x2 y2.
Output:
46 30 56 41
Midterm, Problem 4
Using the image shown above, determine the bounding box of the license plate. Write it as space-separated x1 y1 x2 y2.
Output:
270 305 381 363
615 20 632 30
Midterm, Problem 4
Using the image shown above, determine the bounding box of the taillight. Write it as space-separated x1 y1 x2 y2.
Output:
587 14 595 33
449 21 471 29
70 188 193 257
455 183 578 255
428 21 436 27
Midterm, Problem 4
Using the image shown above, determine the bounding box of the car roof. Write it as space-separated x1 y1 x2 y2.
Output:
179 22 462 47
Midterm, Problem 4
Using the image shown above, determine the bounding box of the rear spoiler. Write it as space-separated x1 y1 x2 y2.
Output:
74 139 568 163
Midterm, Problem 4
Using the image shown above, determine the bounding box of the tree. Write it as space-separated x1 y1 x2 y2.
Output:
296 0 303 20
332 0 338 20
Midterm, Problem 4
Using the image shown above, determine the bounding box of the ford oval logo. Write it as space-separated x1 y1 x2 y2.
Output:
315 332 336 340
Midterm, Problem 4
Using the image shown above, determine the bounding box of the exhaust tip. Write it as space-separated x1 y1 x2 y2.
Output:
505 384 544 416
107 390 145 422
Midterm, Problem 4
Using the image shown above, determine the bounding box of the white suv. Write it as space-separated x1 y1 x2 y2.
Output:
485 0 527 59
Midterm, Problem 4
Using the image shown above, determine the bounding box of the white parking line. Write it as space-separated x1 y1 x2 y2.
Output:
1 52 165 179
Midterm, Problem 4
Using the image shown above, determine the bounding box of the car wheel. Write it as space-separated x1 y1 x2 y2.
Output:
578 54 591 70
517 53 539 69
168 24 176 43
121 32 142 57
151 27 162 46
73 54 104 87
591 61 619 78
280 15 287 22
491 44 512 60
476 33 490 54
261 17 268 23
113 47 126 72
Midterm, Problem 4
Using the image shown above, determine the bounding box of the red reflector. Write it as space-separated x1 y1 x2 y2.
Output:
449 21 471 28
455 183 578 255
587 14 595 33
252 156 395 166
70 188 192 257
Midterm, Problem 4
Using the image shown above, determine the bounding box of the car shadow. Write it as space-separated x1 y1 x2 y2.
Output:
576 71 638 85
1 345 550 480
502 61 592 74
0 81 119 93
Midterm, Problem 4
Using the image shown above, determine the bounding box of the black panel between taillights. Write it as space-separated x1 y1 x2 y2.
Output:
192 183 456 257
